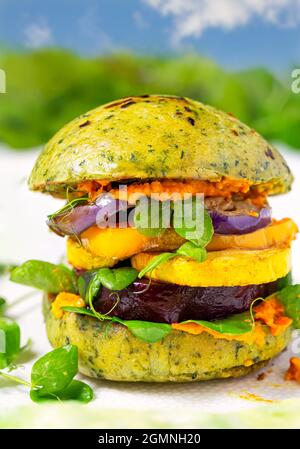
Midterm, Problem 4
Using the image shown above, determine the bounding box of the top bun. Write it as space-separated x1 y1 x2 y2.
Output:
29 95 293 195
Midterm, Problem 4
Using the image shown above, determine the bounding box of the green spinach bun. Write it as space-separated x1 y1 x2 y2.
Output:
29 95 292 195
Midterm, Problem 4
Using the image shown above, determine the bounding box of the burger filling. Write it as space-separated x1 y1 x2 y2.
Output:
10 178 299 346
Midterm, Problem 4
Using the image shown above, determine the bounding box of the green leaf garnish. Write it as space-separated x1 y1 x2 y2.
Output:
176 242 208 263
138 252 177 279
59 379 94 403
182 312 253 335
0 344 93 404
277 284 300 328
114 318 171 343
10 260 77 294
47 195 88 220
136 197 214 278
63 306 171 343
94 267 138 291
0 371 31 388
77 270 97 303
173 197 214 247
31 344 78 394
0 318 21 369
88 271 102 303
137 243 208 279
30 379 93 404
134 198 167 237
79 267 139 306
62 306 98 317
86 271 109 321
63 307 254 343
277 272 293 290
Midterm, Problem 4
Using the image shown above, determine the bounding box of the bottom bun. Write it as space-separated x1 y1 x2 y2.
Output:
43 295 291 382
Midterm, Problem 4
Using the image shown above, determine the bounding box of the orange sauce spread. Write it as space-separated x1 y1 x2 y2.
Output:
254 297 292 336
285 357 300 383
78 180 111 199
172 298 292 343
171 321 266 346
51 292 85 319
113 179 250 200
77 178 268 204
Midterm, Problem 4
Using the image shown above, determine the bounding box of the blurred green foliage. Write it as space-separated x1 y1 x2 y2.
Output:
0 49 299 149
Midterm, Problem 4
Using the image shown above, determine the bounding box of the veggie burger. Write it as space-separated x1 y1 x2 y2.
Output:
11 95 299 382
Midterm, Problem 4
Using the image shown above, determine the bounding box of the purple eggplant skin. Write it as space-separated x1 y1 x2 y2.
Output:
47 204 99 237
47 195 129 237
94 277 282 324
209 206 271 235
48 193 271 238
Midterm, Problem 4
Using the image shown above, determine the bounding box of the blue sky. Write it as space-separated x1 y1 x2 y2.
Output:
0 0 299 71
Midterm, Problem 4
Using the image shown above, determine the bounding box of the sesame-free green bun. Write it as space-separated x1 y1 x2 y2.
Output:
43 296 291 382
29 95 293 196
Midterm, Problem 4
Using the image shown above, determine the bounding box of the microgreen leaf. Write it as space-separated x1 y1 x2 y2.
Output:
138 252 176 279
183 312 253 335
136 197 214 278
77 270 97 302
63 305 255 342
115 318 171 343
86 272 108 321
29 387 60 402
173 197 213 247
134 198 167 237
30 380 93 404
88 271 102 303
176 242 208 263
60 379 94 403
31 344 78 394
47 195 88 220
0 341 93 403
62 306 98 317
277 272 293 290
94 267 138 291
0 344 93 404
0 371 31 388
137 243 207 280
0 318 21 369
10 260 77 294
277 284 300 328
63 305 171 343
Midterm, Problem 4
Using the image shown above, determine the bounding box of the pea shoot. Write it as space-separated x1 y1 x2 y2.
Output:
0 317 20 369
136 197 214 278
0 345 93 404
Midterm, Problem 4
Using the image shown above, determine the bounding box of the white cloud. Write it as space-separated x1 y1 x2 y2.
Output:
133 11 149 29
144 0 300 45
24 18 52 49
78 8 115 53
